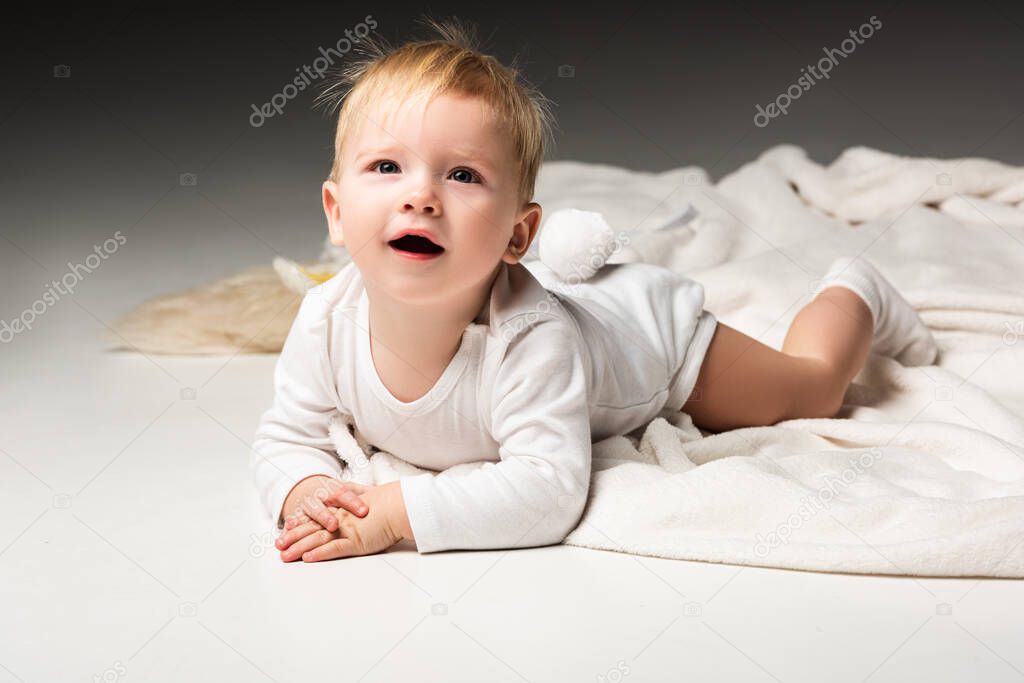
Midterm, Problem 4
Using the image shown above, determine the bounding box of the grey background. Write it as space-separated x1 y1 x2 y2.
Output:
3 0 1023 318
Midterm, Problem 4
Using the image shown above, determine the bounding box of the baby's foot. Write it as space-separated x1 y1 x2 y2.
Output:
813 256 938 366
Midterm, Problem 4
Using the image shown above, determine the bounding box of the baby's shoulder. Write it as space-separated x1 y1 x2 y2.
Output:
305 261 362 312
486 303 585 385
286 263 364 361
500 311 580 352
487 261 584 343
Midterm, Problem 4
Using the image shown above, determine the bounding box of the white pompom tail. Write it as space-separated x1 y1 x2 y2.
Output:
538 208 619 282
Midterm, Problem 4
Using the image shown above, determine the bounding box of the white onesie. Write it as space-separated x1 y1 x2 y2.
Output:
251 258 717 553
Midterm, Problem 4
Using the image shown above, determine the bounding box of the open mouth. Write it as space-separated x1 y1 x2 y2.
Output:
388 234 445 256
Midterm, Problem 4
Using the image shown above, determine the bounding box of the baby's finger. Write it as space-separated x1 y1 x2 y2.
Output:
337 481 372 495
281 528 336 562
277 505 339 548
285 512 311 530
300 493 338 532
303 538 357 562
276 520 323 551
323 488 369 517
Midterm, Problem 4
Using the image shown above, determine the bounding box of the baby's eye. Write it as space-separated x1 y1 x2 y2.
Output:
450 168 481 184
371 160 400 174
369 160 481 184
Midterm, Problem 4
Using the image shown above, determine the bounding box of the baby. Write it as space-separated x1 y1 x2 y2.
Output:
255 18 938 563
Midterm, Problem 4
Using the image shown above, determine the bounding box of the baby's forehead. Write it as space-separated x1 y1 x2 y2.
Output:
370 90 500 133
348 93 512 159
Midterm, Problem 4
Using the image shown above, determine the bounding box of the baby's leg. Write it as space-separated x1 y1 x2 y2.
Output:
682 287 873 432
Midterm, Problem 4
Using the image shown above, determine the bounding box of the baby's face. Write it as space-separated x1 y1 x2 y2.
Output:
324 90 539 306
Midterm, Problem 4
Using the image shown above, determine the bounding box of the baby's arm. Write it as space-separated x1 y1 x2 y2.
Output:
399 320 592 553
251 291 365 530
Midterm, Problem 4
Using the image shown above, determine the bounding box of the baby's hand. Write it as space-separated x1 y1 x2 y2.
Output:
281 475 371 532
276 510 338 562
278 483 406 562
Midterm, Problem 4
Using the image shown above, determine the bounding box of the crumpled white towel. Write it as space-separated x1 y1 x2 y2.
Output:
759 144 1024 223
325 144 1024 578
330 355 1024 577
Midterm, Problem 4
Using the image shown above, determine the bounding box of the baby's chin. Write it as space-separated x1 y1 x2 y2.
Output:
367 259 503 308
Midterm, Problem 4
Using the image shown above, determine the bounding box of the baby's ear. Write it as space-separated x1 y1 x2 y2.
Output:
322 180 345 246
503 202 542 264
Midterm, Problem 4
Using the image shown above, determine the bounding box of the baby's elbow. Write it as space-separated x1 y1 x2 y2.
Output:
544 483 588 544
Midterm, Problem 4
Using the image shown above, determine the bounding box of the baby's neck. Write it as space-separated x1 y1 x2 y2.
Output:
361 265 500 401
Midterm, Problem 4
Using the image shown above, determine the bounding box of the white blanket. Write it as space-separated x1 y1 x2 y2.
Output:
333 145 1024 578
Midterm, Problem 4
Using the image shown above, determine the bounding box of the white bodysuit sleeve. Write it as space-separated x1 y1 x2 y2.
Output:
399 319 593 553
250 291 344 529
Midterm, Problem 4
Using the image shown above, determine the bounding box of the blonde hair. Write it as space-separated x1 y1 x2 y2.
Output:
315 16 556 207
